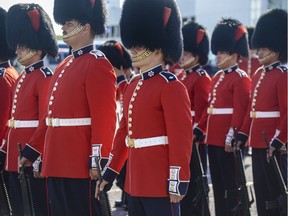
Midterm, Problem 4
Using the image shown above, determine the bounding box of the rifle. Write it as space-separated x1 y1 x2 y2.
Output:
95 156 112 216
0 165 12 216
232 147 254 216
262 132 288 216
192 140 210 216
17 143 35 216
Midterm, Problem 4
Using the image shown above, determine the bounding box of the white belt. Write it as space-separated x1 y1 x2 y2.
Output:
207 107 233 115
250 111 280 118
8 119 39 128
191 111 195 117
46 117 91 127
125 136 168 148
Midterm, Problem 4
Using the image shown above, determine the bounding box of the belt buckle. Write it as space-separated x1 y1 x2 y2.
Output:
127 138 135 148
250 111 256 118
46 118 53 127
207 107 213 114
9 119 15 128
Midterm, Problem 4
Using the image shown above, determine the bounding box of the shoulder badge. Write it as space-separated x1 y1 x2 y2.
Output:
0 68 5 77
235 68 248 77
196 68 206 76
160 71 177 82
90 50 105 59
40 67 53 77
277 65 287 73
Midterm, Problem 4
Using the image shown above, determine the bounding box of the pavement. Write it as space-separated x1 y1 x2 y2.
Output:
107 154 258 216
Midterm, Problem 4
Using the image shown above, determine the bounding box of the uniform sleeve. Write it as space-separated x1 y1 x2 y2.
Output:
194 75 211 124
86 58 117 167
231 76 251 131
0 79 13 144
22 76 51 162
271 72 287 149
161 81 193 195
103 116 129 182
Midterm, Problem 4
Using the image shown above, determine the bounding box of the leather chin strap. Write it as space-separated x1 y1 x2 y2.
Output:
181 56 196 69
63 23 84 39
132 49 153 62
217 54 232 68
259 52 276 65
19 50 36 65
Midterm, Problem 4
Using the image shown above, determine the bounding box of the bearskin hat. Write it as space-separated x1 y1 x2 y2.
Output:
252 9 287 63
6 3 58 58
211 18 248 58
182 21 209 65
120 0 183 65
98 40 132 70
54 0 107 35
0 7 16 60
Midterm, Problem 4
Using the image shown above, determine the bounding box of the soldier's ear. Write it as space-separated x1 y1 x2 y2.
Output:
83 23 91 32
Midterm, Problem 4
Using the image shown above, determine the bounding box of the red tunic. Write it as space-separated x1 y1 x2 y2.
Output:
181 64 211 125
0 61 18 147
197 65 251 146
103 65 193 197
3 60 52 172
42 45 117 178
238 62 287 148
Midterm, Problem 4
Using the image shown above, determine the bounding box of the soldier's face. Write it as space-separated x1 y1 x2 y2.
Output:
180 51 197 69
257 48 279 66
16 45 37 66
216 51 237 69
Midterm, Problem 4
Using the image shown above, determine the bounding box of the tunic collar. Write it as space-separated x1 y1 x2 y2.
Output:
185 64 200 75
0 61 11 69
264 61 280 72
72 44 94 59
25 60 44 74
140 65 164 80
223 64 238 74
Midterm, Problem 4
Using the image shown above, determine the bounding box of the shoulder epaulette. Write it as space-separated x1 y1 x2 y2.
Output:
277 65 287 73
235 68 248 77
196 68 206 76
90 50 105 59
0 68 6 77
160 71 177 82
40 67 53 77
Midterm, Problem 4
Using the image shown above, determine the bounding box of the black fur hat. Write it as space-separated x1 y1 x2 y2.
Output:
120 0 183 65
54 0 107 35
252 9 287 63
211 18 248 58
6 3 58 58
0 7 16 60
182 21 209 65
98 40 132 70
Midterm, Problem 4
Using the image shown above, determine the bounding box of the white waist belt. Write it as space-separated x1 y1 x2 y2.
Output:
250 111 280 118
207 107 233 115
191 111 195 117
125 136 168 148
8 119 39 128
46 117 91 127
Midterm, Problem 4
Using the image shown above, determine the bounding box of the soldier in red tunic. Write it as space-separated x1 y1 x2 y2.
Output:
238 26 262 78
194 18 251 216
0 7 19 154
236 9 287 216
2 3 58 215
41 0 117 215
98 0 193 215
179 21 211 216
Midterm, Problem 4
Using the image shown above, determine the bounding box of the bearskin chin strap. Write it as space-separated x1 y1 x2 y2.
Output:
19 50 36 65
132 49 153 62
258 52 276 65
63 23 84 39
180 55 196 69
217 54 233 68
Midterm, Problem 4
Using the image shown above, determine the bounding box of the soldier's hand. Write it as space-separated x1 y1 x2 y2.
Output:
267 145 276 161
170 194 184 203
90 169 98 180
95 179 109 199
33 171 44 178
18 156 28 173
